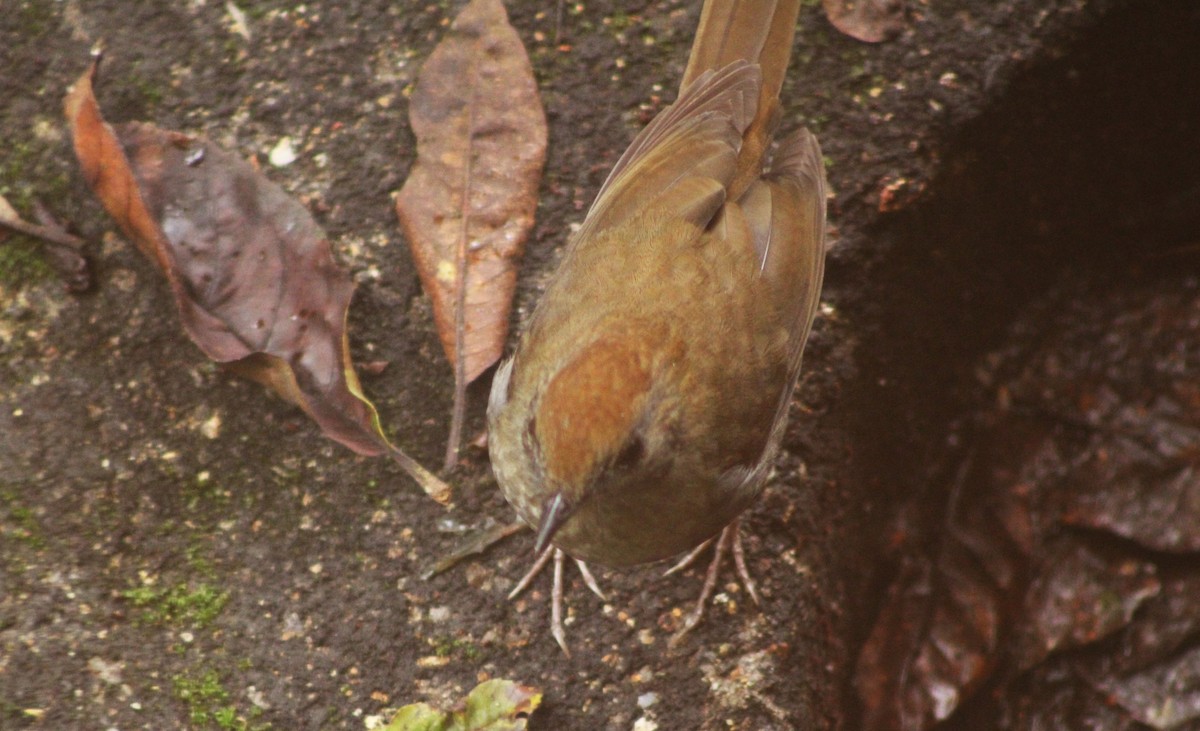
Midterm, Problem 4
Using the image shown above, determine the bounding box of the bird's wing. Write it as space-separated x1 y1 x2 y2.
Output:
738 128 827 464
574 62 761 244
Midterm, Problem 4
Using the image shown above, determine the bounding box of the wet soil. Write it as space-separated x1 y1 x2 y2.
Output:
2 1 1195 729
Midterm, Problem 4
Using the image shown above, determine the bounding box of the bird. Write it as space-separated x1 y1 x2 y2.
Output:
487 0 827 651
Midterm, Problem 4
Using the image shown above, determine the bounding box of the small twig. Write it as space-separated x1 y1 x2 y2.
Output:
421 520 526 580
0 207 87 252
444 377 468 471
0 196 91 291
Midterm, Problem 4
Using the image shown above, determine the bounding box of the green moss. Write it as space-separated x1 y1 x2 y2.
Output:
0 130 74 290
797 111 830 134
17 1 57 37
185 542 218 577
134 75 165 107
222 37 246 66
432 636 481 661
0 165 35 212
185 471 231 510
239 1 277 21
605 12 634 31
0 486 45 549
174 667 228 712
0 135 69 213
0 696 33 723
122 581 230 627
173 667 270 730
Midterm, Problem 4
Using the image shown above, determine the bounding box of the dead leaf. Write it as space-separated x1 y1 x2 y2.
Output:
856 538 1013 731
860 272 1200 728
396 0 547 470
1062 434 1200 553
1093 645 1200 729
856 424 1053 731
65 57 449 504
1102 576 1200 677
822 0 907 44
999 671 1138 731
1010 540 1159 673
1033 576 1200 729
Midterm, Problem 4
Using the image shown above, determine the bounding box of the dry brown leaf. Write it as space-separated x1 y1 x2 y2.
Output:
65 57 449 504
822 0 907 44
395 0 547 469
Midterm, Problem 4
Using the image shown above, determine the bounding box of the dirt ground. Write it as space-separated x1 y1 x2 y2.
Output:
2 1 1196 730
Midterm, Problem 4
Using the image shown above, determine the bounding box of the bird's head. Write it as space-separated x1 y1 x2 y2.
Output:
488 323 699 565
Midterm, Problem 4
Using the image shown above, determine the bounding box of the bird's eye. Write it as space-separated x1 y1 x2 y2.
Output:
611 434 645 470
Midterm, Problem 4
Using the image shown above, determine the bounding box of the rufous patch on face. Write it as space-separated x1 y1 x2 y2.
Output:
536 329 656 488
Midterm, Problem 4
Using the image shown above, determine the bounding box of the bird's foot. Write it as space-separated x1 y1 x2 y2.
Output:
664 519 760 646
508 546 606 657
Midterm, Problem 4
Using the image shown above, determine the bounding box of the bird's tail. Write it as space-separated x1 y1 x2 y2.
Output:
682 0 802 198
682 0 801 102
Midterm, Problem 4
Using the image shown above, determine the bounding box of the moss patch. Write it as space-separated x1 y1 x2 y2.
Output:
172 667 270 731
0 485 45 550
121 581 230 627
0 238 53 288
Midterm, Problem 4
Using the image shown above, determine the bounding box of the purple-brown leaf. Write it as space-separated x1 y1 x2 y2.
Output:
857 541 1012 730
1062 433 1200 553
1011 540 1159 672
1093 645 1200 729
64 58 449 504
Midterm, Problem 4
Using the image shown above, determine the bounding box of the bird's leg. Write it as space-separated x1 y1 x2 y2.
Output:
730 521 761 606
551 549 567 656
507 544 554 599
664 536 715 577
509 545 606 657
576 559 606 600
666 519 759 645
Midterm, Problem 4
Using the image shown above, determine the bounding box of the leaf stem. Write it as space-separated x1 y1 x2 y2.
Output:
390 445 454 506
443 43 480 472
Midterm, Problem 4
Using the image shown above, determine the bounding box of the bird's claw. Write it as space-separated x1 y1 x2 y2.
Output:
510 545 606 657
666 520 759 646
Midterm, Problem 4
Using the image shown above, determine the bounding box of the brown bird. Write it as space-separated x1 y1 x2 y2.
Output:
488 0 827 649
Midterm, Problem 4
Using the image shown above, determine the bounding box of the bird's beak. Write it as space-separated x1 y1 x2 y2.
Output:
534 492 572 554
